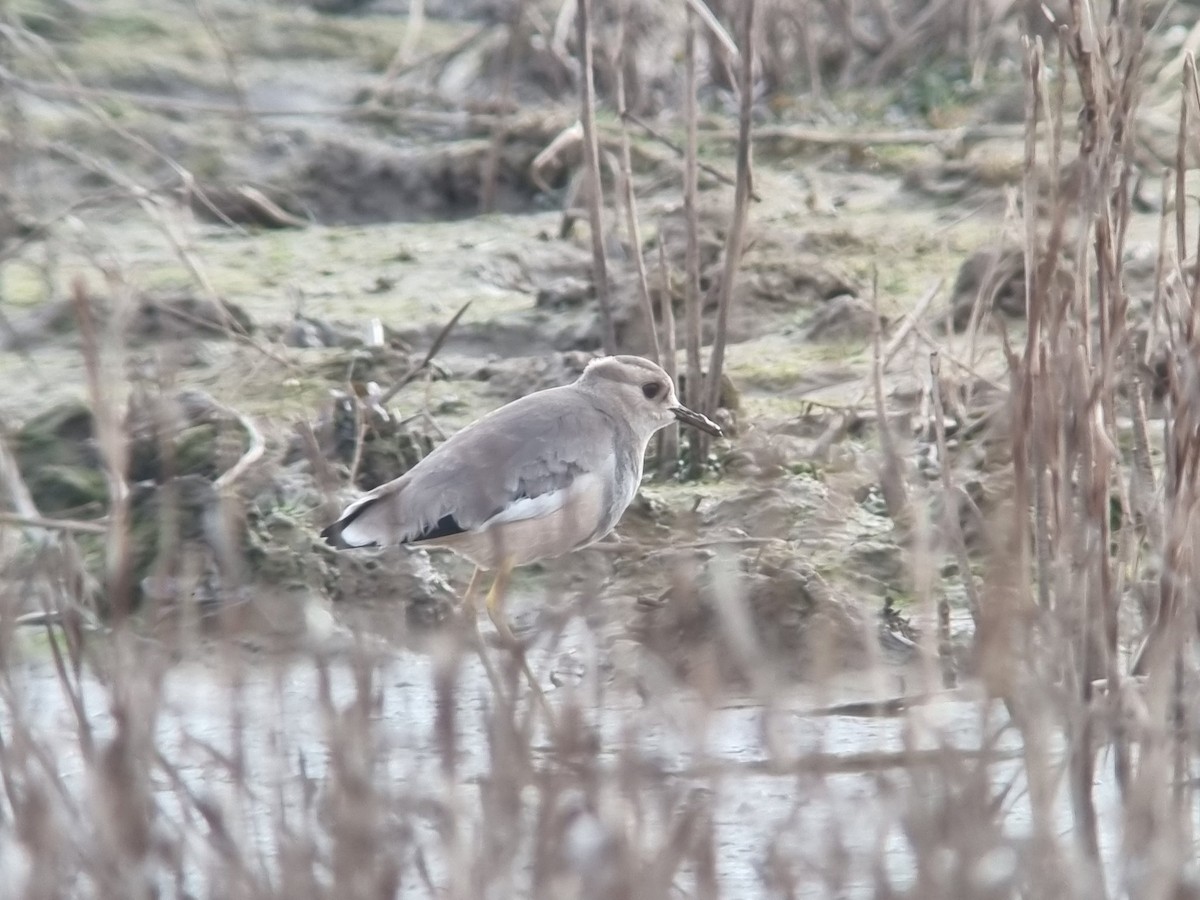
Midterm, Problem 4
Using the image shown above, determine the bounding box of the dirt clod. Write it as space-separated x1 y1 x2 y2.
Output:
804 294 880 342
631 561 867 684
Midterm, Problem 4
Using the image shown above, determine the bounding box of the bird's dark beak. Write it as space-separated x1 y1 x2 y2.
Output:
671 405 723 437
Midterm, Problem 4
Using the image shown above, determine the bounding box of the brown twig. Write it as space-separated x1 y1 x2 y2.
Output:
618 111 762 202
211 404 265 493
347 401 369 490
0 513 108 535
0 65 350 118
726 122 1041 150
371 24 490 100
830 278 945 410
377 300 471 406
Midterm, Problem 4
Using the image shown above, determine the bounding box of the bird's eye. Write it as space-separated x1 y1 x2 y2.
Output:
642 382 661 400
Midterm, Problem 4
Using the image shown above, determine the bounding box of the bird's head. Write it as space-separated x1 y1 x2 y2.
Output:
577 355 722 441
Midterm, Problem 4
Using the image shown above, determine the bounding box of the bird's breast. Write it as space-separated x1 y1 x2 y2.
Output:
598 435 647 536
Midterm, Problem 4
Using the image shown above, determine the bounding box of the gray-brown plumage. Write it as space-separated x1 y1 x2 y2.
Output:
321 356 721 577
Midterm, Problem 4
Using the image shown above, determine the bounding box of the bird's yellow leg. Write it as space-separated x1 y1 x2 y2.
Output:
482 555 555 725
456 564 514 707
461 566 484 616
483 555 517 643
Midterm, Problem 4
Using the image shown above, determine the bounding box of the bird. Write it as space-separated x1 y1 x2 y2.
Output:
321 355 722 635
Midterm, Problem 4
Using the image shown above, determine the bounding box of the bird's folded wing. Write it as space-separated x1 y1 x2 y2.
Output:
329 389 621 547
406 402 610 537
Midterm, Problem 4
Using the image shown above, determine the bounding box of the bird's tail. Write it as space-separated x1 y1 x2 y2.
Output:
321 492 388 549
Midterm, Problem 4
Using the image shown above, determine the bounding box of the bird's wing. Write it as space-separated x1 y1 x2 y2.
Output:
325 387 623 548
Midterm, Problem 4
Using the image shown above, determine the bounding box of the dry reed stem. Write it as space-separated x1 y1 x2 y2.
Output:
478 1 523 214
870 271 909 531
683 0 739 64
799 0 823 102
928 352 981 626
72 277 134 619
656 233 679 474
0 431 41 527
400 0 427 67
1015 36 1044 612
703 0 755 426
682 12 703 477
1176 57 1192 275
613 12 660 364
575 0 615 355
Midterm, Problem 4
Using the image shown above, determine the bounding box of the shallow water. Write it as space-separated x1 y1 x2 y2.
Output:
0 614 1142 900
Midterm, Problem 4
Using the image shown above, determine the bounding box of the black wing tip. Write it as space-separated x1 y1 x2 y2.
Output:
319 520 378 550
413 513 467 543
319 522 347 548
321 508 464 550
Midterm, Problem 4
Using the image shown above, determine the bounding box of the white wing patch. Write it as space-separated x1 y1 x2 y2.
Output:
478 472 601 530
332 492 389 547
338 517 381 547
479 488 570 528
